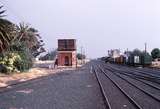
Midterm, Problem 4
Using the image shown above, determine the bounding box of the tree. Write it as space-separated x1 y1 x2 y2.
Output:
0 6 16 52
28 28 45 57
77 53 86 60
16 23 45 57
39 49 57 61
151 48 160 59
0 6 45 73
132 49 142 56
0 6 5 18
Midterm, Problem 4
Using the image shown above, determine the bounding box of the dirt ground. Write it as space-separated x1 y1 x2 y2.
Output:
0 65 76 88
0 60 87 88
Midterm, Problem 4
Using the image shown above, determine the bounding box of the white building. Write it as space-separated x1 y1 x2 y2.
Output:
108 49 121 58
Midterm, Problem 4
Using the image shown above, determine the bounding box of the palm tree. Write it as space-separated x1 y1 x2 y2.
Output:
0 5 15 52
16 23 38 48
0 6 5 18
17 22 29 42
16 23 45 57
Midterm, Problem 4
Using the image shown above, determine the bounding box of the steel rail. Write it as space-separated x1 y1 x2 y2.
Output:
104 64 160 90
102 64 160 102
98 65 142 109
91 65 111 109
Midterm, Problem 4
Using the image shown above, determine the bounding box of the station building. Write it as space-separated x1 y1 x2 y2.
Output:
57 39 77 67
108 49 121 58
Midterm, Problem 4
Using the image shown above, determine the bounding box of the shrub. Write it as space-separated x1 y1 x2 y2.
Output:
0 53 33 74
16 51 33 72
9 41 33 72
0 51 33 74
0 52 21 73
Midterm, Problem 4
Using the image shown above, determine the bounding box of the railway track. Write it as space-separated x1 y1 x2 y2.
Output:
92 66 111 109
107 63 160 84
103 63 160 99
111 64 160 79
105 64 160 89
103 66 160 100
141 67 160 75
93 61 160 109
92 64 141 109
121 64 160 77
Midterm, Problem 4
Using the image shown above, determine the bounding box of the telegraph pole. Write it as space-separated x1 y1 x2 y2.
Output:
83 47 85 64
81 46 83 65
145 42 147 54
127 48 128 52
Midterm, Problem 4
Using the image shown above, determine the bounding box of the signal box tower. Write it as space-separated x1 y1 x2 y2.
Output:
57 39 77 67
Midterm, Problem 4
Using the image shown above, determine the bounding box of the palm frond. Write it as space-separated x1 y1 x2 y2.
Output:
0 5 6 18
0 10 5 15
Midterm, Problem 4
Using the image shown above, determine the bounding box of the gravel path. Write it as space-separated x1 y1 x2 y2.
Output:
0 64 106 109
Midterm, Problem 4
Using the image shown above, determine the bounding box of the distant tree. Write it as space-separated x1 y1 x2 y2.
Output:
77 53 86 60
131 49 142 56
141 51 150 56
39 49 57 61
151 48 160 59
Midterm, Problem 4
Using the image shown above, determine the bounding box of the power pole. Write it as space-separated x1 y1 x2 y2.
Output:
83 47 85 64
145 43 147 54
81 46 83 65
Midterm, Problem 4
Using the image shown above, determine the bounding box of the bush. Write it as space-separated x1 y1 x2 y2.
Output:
10 41 33 72
0 52 21 73
0 41 33 74
0 51 33 74
16 51 33 71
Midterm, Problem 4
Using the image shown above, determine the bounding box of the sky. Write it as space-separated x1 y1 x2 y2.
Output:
1 0 160 58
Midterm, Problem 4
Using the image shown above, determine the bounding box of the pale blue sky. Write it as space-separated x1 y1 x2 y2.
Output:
1 0 160 58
